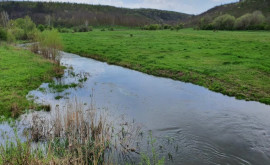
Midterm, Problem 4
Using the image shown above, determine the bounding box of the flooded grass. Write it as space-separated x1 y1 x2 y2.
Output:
62 29 270 104
0 46 63 118
48 82 78 93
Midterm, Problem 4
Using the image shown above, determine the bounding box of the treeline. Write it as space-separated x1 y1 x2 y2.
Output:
0 1 190 27
198 11 270 30
142 24 184 31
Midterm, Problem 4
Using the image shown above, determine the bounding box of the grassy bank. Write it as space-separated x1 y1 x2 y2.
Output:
62 29 270 104
0 45 61 118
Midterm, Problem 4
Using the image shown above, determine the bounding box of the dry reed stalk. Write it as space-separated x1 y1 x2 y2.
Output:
24 99 141 164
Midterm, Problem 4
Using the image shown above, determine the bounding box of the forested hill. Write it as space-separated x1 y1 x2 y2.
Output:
187 0 270 26
0 1 191 27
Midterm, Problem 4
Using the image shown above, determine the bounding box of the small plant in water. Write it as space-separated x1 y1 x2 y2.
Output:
139 131 165 165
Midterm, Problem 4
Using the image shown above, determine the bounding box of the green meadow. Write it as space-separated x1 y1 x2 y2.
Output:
62 29 270 104
0 46 58 117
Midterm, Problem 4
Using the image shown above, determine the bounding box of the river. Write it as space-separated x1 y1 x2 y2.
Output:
1 51 270 165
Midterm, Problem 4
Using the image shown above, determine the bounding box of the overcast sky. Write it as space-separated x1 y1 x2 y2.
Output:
16 0 238 14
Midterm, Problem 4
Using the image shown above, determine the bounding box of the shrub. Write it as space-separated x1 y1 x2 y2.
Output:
162 24 172 29
12 27 25 39
175 23 184 31
0 28 7 41
81 25 93 32
108 27 114 31
58 28 73 33
265 25 270 30
143 24 161 30
78 26 88 32
37 24 45 32
149 24 161 30
213 14 235 30
73 26 92 32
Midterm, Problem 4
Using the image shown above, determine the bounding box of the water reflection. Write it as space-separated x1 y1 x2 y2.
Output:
2 51 270 164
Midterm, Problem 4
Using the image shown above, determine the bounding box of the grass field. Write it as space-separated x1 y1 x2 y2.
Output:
62 29 270 105
0 45 59 118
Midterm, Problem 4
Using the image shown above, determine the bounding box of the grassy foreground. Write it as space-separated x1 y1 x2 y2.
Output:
62 29 270 104
0 45 59 118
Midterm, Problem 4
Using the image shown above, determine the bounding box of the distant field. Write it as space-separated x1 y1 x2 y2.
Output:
0 46 57 117
62 29 270 104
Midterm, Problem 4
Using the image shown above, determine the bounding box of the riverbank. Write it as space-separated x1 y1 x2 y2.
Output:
0 45 62 118
62 29 270 105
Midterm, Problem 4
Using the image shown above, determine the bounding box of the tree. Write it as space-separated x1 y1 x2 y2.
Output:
1 11 9 28
213 14 235 30
7 16 37 40
250 11 265 25
235 13 252 29
198 16 213 30
235 11 265 30
45 15 51 27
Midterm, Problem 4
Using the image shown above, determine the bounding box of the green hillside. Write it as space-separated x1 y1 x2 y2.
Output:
0 1 191 27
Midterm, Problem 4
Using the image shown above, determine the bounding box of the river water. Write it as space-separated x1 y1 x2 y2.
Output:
2 52 270 165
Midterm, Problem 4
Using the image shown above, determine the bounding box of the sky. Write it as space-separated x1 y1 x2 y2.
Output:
15 0 239 14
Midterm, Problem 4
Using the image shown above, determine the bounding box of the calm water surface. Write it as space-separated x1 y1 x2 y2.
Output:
2 52 270 165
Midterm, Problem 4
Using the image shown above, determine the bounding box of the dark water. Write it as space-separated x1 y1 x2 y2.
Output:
2 52 270 165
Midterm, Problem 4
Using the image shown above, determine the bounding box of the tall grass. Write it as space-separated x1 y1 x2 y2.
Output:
31 29 62 62
0 101 143 164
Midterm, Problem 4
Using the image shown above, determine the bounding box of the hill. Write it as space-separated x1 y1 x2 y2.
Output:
0 1 191 27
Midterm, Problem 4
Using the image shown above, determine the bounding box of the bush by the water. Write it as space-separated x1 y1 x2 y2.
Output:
33 29 63 62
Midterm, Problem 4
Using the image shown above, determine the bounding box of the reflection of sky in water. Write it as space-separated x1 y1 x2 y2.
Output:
2 51 270 165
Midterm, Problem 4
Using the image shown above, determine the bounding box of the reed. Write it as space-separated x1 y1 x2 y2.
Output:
0 101 142 164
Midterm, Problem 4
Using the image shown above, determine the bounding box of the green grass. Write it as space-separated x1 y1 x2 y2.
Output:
62 29 270 104
0 45 59 117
